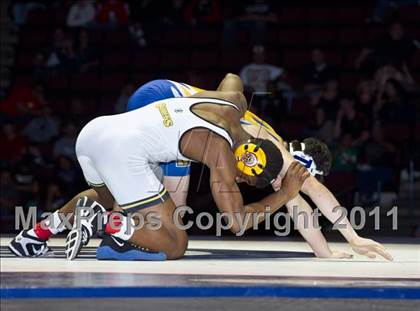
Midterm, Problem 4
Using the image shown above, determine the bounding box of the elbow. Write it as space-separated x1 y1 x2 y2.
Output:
225 73 241 80
228 91 247 113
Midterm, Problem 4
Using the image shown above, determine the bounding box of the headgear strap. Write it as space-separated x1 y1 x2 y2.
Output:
289 142 324 176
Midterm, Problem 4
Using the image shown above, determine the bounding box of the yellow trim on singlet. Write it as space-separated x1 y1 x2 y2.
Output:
242 111 284 143
173 80 282 143
120 188 168 210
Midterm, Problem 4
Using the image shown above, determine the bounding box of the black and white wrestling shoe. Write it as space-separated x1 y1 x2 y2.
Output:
65 196 106 260
8 229 53 257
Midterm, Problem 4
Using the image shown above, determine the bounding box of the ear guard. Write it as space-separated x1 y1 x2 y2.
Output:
289 142 324 176
234 141 267 176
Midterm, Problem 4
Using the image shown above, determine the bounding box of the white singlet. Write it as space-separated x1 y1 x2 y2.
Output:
75 97 238 211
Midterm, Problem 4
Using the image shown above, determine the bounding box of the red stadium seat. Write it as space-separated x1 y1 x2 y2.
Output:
398 7 420 23
20 29 47 48
100 74 126 93
367 25 385 42
324 49 342 66
278 8 307 24
324 171 356 204
132 50 161 69
415 123 420 142
102 51 132 68
340 73 360 92
339 27 367 46
277 28 307 46
307 28 338 46
384 125 411 143
98 95 119 114
15 52 35 72
220 50 250 71
199 72 224 90
161 30 191 47
47 75 69 90
290 98 313 116
131 73 159 86
279 120 304 139
14 74 33 86
305 7 334 24
343 48 361 70
160 50 190 69
282 50 308 69
103 30 131 47
87 30 104 46
190 50 219 69
70 74 99 92
333 7 365 24
191 29 220 47
409 50 420 71
26 10 50 26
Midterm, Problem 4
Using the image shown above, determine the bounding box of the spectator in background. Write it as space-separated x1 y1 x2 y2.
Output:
22 106 60 144
69 98 91 127
114 82 135 113
0 124 25 165
12 155 40 207
75 28 99 73
0 82 46 122
53 123 78 161
367 0 420 23
240 45 285 116
311 79 340 121
96 0 129 29
304 108 335 144
302 48 339 93
357 125 397 202
240 45 284 93
356 22 420 72
0 170 19 216
332 134 360 171
67 0 96 28
374 78 415 123
184 0 221 27
10 0 46 26
46 156 82 211
43 28 77 74
334 97 370 142
356 80 376 123
223 0 278 47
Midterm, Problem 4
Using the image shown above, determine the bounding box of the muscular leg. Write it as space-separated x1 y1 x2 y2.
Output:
127 198 188 259
57 186 115 224
163 175 190 207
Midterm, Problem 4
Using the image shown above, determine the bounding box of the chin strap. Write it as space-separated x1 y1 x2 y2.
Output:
289 142 324 177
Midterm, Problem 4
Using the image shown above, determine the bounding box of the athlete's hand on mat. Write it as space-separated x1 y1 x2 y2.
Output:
281 162 310 199
350 237 394 261
328 250 353 259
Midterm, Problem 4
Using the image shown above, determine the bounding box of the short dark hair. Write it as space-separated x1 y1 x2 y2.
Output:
290 137 332 176
253 138 284 188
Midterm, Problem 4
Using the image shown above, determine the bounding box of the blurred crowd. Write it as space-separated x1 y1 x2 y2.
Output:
1 0 419 227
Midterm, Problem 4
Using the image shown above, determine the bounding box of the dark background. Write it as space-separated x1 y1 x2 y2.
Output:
1 0 419 237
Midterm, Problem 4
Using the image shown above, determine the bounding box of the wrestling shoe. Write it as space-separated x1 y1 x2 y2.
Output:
96 234 167 261
65 196 106 260
8 229 53 257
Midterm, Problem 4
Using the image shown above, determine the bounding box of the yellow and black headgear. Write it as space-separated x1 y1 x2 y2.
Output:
234 139 283 188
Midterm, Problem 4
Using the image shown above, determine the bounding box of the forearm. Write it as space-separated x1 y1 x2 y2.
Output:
301 177 359 243
242 189 292 231
286 195 332 257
